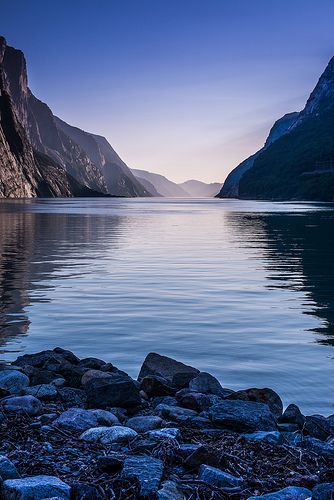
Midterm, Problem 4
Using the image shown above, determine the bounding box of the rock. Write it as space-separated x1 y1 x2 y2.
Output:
83 371 141 409
25 384 58 401
247 486 312 499
184 446 220 468
58 387 87 404
189 372 232 397
155 404 197 420
1 395 42 415
304 415 331 441
138 353 199 389
126 415 163 433
0 370 29 395
242 431 283 445
0 456 20 479
227 387 283 418
176 391 211 412
298 437 334 458
209 400 277 432
70 482 103 499
177 415 214 429
199 464 243 488
121 455 164 497
157 480 185 499
40 413 58 424
52 347 80 365
279 404 305 428
54 408 99 434
96 455 123 473
51 378 66 388
277 423 300 433
3 475 70 499
152 396 178 407
140 375 176 397
56 364 86 388
80 426 137 444
147 427 181 440
177 444 203 460
78 358 106 370
90 409 120 426
29 368 62 386
312 483 334 499
108 407 127 423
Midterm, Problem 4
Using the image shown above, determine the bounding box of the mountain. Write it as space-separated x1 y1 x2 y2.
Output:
131 169 190 197
218 55 334 201
0 36 151 198
178 179 221 197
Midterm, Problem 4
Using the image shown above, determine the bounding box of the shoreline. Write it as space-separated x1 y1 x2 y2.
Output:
0 348 333 499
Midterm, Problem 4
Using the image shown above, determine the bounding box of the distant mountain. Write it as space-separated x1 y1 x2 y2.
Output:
178 179 221 197
218 55 334 201
131 169 190 197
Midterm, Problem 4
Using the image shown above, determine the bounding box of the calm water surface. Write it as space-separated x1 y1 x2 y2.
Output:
0 197 333 414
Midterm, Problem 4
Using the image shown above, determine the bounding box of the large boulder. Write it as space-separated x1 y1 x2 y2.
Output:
121 455 164 497
80 426 137 444
226 387 283 418
247 486 312 499
0 369 29 394
3 475 70 499
140 375 176 397
176 390 211 412
138 353 199 389
25 384 58 401
209 400 277 432
83 370 141 408
304 415 331 441
1 395 42 416
279 404 305 428
14 348 78 368
54 408 99 434
126 415 163 433
189 372 232 397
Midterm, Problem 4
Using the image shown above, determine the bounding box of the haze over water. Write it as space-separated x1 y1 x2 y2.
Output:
0 198 333 415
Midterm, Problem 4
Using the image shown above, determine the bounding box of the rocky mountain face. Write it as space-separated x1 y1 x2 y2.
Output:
131 169 190 197
218 55 334 201
178 179 221 197
0 37 151 198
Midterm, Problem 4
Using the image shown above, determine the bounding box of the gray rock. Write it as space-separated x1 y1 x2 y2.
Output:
298 436 334 458
140 375 176 396
0 370 29 394
147 427 181 440
155 404 197 420
58 387 87 404
280 404 305 428
152 396 177 407
1 395 42 415
184 446 220 468
25 384 58 401
14 348 78 368
69 482 103 499
242 431 283 445
189 372 232 397
138 353 199 389
79 357 106 370
51 378 66 388
97 455 124 472
304 415 331 441
83 371 141 408
0 456 20 479
121 455 164 497
176 390 211 411
40 413 58 424
312 482 334 499
90 409 120 426
247 486 312 499
126 415 163 433
209 400 277 432
54 408 99 434
3 475 70 499
80 426 137 444
177 444 203 460
157 480 185 499
227 387 283 418
199 464 243 488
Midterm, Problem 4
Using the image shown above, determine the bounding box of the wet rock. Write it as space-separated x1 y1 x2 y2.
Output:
0 370 29 395
1 395 42 415
78 358 106 370
3 475 70 499
70 482 103 499
140 375 176 397
126 415 163 433
147 427 181 440
54 408 99 434
277 423 300 433
0 456 20 479
138 353 199 389
279 404 305 428
199 464 244 488
58 387 87 404
39 413 58 424
184 445 220 468
189 372 232 397
96 455 124 473
152 396 177 407
177 443 202 460
157 480 185 499
51 378 66 388
242 431 283 445
90 409 120 426
178 415 214 429
298 437 334 458
83 371 141 409
247 486 312 499
227 387 283 418
131 438 157 453
155 404 197 420
304 415 331 441
25 384 58 401
80 426 137 444
176 391 211 412
29 368 62 386
312 482 334 499
56 364 86 388
209 400 277 432
121 455 164 497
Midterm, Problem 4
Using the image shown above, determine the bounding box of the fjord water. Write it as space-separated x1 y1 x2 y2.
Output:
0 198 333 414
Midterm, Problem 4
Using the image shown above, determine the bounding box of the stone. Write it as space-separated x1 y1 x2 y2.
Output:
209 400 277 432
96 455 123 473
199 464 244 488
51 378 66 388
78 357 106 370
176 391 211 412
298 437 334 458
126 415 163 433
121 455 164 497
247 486 312 499
312 483 334 500
0 456 20 479
138 353 199 389
29 369 62 386
56 364 86 388
54 408 99 434
90 409 120 426
3 475 70 499
147 427 181 440
0 370 29 394
58 387 87 404
152 396 177 407
40 413 58 424
157 480 185 499
184 446 220 468
80 426 137 444
176 415 214 429
304 415 331 441
277 423 300 433
177 444 203 460
155 404 197 420
279 404 305 428
242 431 283 445
227 387 283 418
69 482 103 499
25 384 58 401
83 371 141 409
1 395 42 415
189 372 232 397
140 375 176 397
52 347 80 365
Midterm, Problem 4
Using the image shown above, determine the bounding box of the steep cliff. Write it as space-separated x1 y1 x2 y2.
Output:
131 169 190 197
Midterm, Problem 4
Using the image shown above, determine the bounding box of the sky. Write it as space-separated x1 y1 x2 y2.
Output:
2 1 334 183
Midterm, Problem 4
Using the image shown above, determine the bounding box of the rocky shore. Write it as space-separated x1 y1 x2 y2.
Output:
0 349 333 499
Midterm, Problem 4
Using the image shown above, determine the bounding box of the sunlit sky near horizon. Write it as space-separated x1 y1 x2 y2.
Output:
2 0 334 183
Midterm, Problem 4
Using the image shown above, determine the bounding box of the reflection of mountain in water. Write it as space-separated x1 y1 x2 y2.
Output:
226 208 334 344
0 201 122 351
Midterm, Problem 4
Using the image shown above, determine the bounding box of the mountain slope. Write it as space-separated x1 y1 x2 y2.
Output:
131 169 190 197
178 179 221 197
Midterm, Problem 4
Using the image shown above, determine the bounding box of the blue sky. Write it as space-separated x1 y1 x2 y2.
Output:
2 0 334 182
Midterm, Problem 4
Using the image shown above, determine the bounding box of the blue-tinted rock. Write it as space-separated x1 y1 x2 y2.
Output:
1 395 42 415
54 408 98 434
80 425 137 444
138 353 199 389
199 464 243 488
227 387 283 418
189 372 232 397
279 404 305 428
0 370 29 395
304 415 331 441
25 384 58 401
209 400 277 432
247 486 312 499
121 455 164 496
3 475 70 499
0 456 20 479
89 409 120 426
157 480 185 499
126 415 162 433
312 482 334 499
298 437 334 458
147 427 181 440
242 431 283 445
